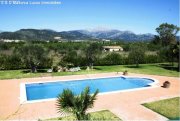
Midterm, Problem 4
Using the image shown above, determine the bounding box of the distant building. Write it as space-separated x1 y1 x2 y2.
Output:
2 39 23 43
54 36 62 40
102 39 111 42
73 40 85 42
103 46 123 52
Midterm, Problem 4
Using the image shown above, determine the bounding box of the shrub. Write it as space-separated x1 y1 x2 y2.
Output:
52 66 59 72
128 43 146 67
144 55 163 63
0 54 24 70
95 53 123 66
15 44 50 72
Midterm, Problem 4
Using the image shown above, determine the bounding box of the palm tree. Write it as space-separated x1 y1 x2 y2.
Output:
56 87 99 120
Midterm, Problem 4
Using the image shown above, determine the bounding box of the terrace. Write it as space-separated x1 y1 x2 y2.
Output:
0 72 179 120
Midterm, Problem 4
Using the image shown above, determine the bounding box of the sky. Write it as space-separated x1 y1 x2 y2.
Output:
0 0 179 34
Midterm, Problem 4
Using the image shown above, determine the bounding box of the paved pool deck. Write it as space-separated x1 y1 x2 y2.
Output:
0 72 179 120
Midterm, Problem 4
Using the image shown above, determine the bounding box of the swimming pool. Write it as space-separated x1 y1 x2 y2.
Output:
21 76 157 103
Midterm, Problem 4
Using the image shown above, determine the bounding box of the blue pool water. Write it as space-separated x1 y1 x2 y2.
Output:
26 77 154 101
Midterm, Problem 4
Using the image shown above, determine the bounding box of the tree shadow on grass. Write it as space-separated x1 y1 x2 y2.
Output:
124 65 143 69
80 66 102 71
21 69 48 73
93 67 102 70
157 64 179 72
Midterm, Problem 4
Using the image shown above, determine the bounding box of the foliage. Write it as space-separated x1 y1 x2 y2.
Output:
96 52 123 65
156 23 179 46
52 66 59 72
172 42 180 69
0 54 23 70
56 87 99 120
144 54 162 64
104 53 123 65
48 50 61 67
62 50 85 67
157 42 179 69
86 43 103 66
148 40 162 51
0 23 179 71
15 44 50 72
0 42 10 50
151 35 161 45
128 43 146 67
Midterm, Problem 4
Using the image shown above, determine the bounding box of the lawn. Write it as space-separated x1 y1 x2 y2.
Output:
0 63 179 79
43 110 121 120
143 97 180 120
95 63 179 77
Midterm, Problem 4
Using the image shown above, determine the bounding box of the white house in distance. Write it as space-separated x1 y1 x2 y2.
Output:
103 46 123 52
1 39 23 43
102 39 111 42
54 36 62 40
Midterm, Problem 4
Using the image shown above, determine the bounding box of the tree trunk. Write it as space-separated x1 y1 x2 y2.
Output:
171 55 174 66
31 65 37 73
75 112 87 120
136 60 139 67
178 61 180 72
75 112 81 120
136 63 139 67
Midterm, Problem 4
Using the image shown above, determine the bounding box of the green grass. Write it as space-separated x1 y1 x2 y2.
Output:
143 97 180 120
95 63 179 77
44 110 121 120
0 63 179 79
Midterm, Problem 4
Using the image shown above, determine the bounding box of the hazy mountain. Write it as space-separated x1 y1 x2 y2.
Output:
0 28 155 41
58 31 93 40
0 29 60 41
0 29 92 41
77 30 154 41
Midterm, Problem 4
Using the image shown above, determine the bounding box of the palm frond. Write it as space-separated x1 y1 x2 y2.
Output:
56 86 99 120
56 89 75 113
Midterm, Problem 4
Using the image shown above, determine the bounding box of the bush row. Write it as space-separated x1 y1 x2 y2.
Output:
95 53 163 66
0 54 52 70
0 52 165 70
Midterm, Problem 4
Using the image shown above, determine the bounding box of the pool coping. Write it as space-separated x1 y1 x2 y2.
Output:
20 75 159 104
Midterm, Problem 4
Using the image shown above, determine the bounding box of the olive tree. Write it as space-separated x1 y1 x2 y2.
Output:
172 42 179 70
86 43 102 67
15 44 48 73
104 52 123 65
128 43 146 67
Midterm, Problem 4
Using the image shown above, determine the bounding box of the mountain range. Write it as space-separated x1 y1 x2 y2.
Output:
77 30 154 41
0 29 155 41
